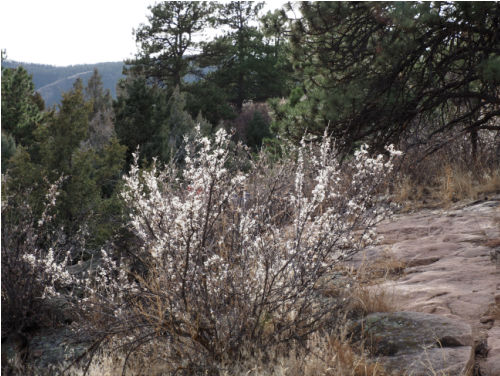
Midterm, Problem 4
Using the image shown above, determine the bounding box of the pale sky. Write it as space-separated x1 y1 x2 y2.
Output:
1 1 288 67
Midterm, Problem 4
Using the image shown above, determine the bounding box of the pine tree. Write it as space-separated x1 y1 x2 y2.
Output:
84 69 115 150
200 2 267 111
193 1 293 126
283 2 500 154
131 1 214 90
85 68 112 116
1 65 43 149
1 132 16 171
114 74 170 165
37 79 90 173
159 86 196 161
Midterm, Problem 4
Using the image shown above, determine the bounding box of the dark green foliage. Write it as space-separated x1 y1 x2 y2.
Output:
4 78 126 249
116 1 219 164
114 74 200 165
247 111 272 150
185 79 236 126
160 87 196 161
199 2 293 112
114 74 170 165
3 147 48 221
31 91 46 112
1 132 16 171
1 65 42 148
85 68 113 116
194 112 214 137
232 102 272 151
123 1 294 149
131 1 214 90
280 1 500 154
84 69 116 150
37 79 90 173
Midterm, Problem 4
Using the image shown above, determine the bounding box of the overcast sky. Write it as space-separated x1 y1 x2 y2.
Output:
1 1 287 67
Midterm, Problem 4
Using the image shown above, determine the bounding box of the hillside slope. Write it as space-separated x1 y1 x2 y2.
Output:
2 60 124 107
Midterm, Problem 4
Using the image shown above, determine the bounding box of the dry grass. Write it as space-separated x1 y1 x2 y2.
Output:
61 331 468 376
269 333 389 376
394 128 500 210
64 334 389 376
343 250 404 316
348 286 398 316
395 165 500 211
440 165 500 203
356 250 406 283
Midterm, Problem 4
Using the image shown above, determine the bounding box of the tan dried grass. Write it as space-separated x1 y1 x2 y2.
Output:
394 164 500 210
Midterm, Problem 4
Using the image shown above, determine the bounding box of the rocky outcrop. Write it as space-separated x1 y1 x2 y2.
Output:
353 196 500 375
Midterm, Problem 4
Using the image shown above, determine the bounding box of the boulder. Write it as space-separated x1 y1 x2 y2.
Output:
353 311 474 376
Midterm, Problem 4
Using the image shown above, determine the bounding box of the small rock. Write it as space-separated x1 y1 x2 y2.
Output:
480 316 495 324
475 339 489 357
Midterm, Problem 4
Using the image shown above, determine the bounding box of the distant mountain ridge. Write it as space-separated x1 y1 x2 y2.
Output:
2 60 125 107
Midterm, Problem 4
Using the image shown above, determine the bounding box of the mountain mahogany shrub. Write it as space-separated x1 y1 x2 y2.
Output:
77 127 401 372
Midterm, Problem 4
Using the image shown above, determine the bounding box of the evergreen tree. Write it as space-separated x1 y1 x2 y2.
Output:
246 110 272 150
114 75 201 165
85 68 113 116
84 69 115 150
185 79 236 126
159 87 196 161
200 2 283 111
1 132 16 171
231 102 272 151
37 79 90 173
1 65 42 149
282 2 500 154
5 78 126 249
131 1 214 90
114 74 170 165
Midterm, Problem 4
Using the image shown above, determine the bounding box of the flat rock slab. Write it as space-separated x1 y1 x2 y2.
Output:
354 312 473 375
351 196 500 375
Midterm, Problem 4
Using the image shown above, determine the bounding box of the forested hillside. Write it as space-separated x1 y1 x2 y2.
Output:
1 60 124 106
2 2 499 375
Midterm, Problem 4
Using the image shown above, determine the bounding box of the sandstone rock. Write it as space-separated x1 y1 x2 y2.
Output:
351 196 500 375
354 311 474 375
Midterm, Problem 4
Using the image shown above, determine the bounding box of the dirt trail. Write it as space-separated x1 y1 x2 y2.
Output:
357 196 500 375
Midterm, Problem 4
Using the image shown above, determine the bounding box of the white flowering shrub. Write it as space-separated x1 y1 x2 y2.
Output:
1 176 80 335
77 127 401 373
1 126 400 373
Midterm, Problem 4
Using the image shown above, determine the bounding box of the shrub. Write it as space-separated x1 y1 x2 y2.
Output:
231 102 272 150
72 127 400 374
7 127 400 374
1 177 78 337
